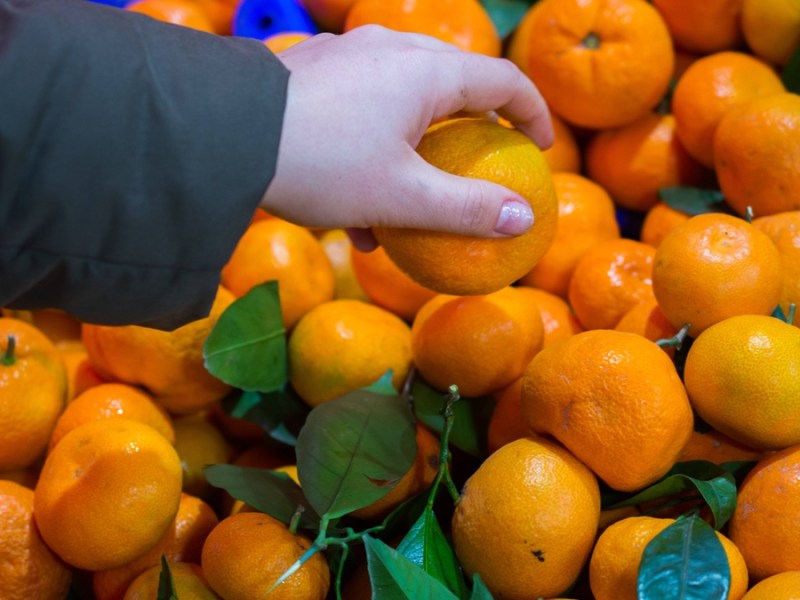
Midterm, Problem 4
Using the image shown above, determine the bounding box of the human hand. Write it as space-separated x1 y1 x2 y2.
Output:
259 25 553 251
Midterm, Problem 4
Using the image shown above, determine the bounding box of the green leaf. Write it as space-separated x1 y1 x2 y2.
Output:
295 389 417 519
203 464 319 529
782 45 800 93
470 575 494 600
157 555 178 600
203 280 287 392
657 187 728 216
604 460 737 530
638 515 731 600
480 0 533 38
364 535 460 600
221 388 309 447
397 510 470 598
411 379 494 459
364 369 399 395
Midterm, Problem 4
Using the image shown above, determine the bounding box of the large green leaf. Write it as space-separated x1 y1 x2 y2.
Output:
203 281 287 392
411 379 494 459
397 510 470 598
604 460 737 530
221 388 309 446
364 535 460 600
203 464 319 529
782 45 800 93
295 389 417 519
638 515 730 600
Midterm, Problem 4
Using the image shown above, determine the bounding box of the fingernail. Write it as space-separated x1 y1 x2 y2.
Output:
494 200 534 235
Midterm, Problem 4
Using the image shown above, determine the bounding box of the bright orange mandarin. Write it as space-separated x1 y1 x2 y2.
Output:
48 382 175 451
411 286 545 398
201 512 330 600
677 428 766 466
518 172 620 299
56 339 105 402
672 51 785 168
741 571 800 600
171 414 233 500
652 213 783 336
350 423 440 520
82 286 234 415
373 118 558 296
26 308 82 344
126 0 216 32
741 0 800 66
614 299 678 356
714 92 800 218
123 562 219 600
93 492 219 600
567 238 657 331
753 211 800 325
452 436 600 599
317 229 369 303
0 318 66 470
542 114 582 174
288 299 413 407
344 0 501 56
585 112 712 212
487 378 534 453
589 515 748 600
521 330 694 492
651 0 744 54
221 218 335 330
513 286 584 348
521 0 674 129
34 419 183 571
263 31 311 53
0 480 72 600
349 245 436 322
729 446 800 580
300 0 358 32
684 315 800 450
639 201 690 248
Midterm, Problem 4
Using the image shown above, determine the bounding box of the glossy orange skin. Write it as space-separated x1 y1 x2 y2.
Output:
652 0 744 54
614 299 678 357
639 201 690 248
344 0 501 57
521 330 694 492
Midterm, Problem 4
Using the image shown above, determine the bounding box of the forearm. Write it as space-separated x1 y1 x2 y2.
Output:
0 0 288 329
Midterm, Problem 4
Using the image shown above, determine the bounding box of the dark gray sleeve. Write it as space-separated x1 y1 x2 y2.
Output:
0 0 290 329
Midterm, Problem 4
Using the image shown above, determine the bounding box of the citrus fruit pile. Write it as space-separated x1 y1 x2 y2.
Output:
3 0 800 598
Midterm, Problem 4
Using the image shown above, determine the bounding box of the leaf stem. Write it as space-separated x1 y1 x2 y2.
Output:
656 323 691 350
288 505 304 535
1 335 16 366
788 303 796 325
425 385 462 509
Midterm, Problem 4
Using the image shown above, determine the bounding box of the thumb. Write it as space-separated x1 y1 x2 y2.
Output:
398 162 535 238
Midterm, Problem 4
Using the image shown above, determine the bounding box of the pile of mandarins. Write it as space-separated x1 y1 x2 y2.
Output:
2 0 800 598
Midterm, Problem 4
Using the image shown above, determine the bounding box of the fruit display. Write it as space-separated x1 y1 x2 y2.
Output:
2 0 800 598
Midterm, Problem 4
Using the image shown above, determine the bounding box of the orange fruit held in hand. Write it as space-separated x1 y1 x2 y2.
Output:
349 244 437 322
651 0 744 54
123 562 219 600
452 436 600 599
221 218 335 329
589 515 748 600
201 512 330 600
0 480 72 600
411 286 545 398
33 419 183 571
684 314 800 451
374 118 558 297
652 213 783 336
639 201 690 248
344 0 501 57
741 571 800 600
93 492 219 600
48 382 175 451
82 286 234 415
126 0 217 32
714 92 800 218
521 330 694 492
288 299 413 407
567 238 657 331
0 318 66 470
584 112 712 213
520 0 674 129
518 172 620 299
349 422 440 521
753 210 800 325
741 0 800 66
729 445 800 580
672 51 785 168
513 286 584 348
